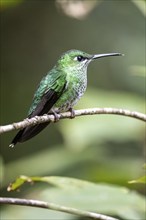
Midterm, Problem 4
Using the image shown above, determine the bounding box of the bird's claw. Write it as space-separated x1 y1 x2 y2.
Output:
69 108 75 119
52 111 60 122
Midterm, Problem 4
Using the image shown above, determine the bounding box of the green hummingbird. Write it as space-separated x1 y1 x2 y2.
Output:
9 49 122 147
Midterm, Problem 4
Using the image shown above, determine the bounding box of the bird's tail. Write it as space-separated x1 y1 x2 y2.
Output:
9 122 50 147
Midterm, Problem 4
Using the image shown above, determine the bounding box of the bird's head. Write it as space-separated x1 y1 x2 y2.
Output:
57 49 123 71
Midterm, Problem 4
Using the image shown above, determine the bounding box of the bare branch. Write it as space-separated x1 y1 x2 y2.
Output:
0 197 118 220
0 107 145 134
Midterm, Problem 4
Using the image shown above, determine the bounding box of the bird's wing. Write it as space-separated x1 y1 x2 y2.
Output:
28 87 64 118
10 73 67 146
28 72 67 118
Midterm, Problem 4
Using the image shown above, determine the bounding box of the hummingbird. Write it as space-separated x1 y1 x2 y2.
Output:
9 49 122 147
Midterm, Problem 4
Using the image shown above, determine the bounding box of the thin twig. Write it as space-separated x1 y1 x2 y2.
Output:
0 107 145 134
0 197 118 220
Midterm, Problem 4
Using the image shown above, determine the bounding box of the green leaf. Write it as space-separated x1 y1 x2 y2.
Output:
129 175 146 184
7 176 145 220
7 175 33 191
129 164 146 184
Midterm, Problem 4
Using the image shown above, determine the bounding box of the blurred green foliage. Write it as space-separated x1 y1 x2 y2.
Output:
0 0 145 219
4 175 145 220
129 164 146 184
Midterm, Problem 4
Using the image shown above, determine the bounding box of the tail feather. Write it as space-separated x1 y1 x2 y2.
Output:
9 129 25 148
9 122 50 147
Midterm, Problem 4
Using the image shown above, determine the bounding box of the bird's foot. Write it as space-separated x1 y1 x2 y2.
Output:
52 111 60 122
69 108 75 119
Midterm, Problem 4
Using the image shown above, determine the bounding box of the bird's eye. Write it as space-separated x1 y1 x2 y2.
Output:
77 55 85 62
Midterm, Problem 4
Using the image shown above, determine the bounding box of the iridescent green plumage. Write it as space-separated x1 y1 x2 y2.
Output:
10 49 122 147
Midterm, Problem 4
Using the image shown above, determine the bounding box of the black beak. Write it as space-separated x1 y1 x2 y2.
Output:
92 53 124 60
